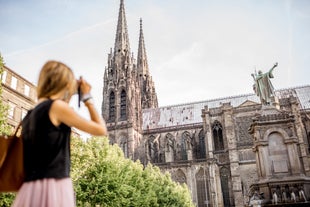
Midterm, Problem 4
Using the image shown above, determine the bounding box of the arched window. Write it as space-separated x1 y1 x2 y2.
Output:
109 91 115 121
120 90 126 119
196 168 209 207
197 130 206 159
220 167 231 207
173 169 186 184
181 132 190 160
212 121 224 151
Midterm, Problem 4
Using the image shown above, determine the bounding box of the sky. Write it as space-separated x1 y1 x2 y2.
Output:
1 0 310 114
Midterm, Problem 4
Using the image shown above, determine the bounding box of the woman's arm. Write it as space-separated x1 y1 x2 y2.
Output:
50 77 107 136
50 100 107 136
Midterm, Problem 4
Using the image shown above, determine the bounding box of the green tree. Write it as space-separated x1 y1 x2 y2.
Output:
0 54 9 133
0 54 16 206
71 136 195 207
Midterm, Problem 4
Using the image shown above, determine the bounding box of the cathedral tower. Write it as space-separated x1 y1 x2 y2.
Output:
101 0 157 160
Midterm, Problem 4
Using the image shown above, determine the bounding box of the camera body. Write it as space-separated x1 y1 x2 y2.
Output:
77 83 82 107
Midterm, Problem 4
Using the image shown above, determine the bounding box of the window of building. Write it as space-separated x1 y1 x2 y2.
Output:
196 168 209 207
197 130 206 159
109 91 115 120
8 102 17 119
24 84 30 96
181 132 189 160
173 169 186 184
11 76 17 90
11 76 17 89
120 90 126 119
1 70 7 83
220 167 231 207
21 108 28 120
212 121 224 151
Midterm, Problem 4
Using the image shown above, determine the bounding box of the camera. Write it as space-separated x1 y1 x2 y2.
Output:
77 78 82 107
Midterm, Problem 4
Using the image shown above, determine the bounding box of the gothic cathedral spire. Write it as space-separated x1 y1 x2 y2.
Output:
137 18 158 109
102 0 142 160
137 18 148 76
102 0 157 161
114 0 130 56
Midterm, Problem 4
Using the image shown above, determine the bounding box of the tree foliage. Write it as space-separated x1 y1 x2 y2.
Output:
71 136 195 207
0 54 16 206
0 54 9 133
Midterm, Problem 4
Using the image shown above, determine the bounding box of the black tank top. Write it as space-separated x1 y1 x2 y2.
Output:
22 99 71 181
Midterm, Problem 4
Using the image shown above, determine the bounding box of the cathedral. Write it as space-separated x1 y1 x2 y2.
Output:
101 1 310 206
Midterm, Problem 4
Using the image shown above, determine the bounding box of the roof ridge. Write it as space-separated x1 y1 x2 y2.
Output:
157 85 310 109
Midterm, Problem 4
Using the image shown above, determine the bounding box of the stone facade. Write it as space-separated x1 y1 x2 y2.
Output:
1 66 36 128
102 1 310 206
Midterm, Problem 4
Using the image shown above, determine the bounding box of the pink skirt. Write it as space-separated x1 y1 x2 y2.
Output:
12 178 75 207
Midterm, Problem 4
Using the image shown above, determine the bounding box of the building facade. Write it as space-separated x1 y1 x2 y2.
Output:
1 66 82 137
102 1 310 206
1 66 37 128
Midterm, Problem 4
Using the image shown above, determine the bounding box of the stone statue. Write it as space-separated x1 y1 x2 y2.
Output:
251 63 278 105
272 192 278 204
299 189 307 202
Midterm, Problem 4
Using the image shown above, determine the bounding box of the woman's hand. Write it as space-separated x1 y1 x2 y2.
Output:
78 77 91 96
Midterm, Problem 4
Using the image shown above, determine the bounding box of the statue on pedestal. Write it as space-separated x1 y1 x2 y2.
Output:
251 63 278 105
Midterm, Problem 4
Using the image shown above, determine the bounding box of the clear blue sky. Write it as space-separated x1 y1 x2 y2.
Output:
1 0 309 109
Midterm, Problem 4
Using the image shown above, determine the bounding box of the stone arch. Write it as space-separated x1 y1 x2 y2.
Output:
263 127 290 142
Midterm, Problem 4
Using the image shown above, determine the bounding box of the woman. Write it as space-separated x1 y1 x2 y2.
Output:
12 60 107 207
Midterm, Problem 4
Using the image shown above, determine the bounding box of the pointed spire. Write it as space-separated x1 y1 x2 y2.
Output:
114 0 130 55
137 18 149 76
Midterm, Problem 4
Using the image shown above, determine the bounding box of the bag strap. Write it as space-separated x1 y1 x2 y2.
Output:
13 121 22 137
12 109 33 138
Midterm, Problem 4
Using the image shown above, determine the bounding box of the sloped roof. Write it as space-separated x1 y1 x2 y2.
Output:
142 85 310 131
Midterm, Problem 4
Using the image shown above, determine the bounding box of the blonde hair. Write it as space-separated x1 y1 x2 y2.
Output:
37 60 76 99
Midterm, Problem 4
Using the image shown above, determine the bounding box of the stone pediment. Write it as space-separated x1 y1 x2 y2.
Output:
238 100 259 107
